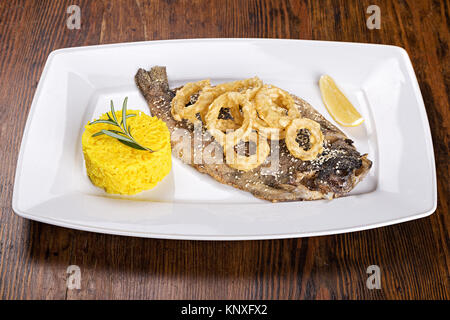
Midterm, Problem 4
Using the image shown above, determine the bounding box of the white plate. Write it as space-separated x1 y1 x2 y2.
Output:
12 39 436 240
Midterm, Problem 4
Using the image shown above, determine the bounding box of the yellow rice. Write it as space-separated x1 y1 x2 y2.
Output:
82 110 171 195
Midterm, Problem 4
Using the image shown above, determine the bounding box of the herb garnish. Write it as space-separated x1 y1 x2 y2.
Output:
89 97 154 152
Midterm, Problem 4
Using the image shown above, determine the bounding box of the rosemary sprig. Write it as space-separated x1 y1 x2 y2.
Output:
89 97 154 152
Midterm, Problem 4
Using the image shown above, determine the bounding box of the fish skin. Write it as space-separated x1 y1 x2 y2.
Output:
135 66 372 202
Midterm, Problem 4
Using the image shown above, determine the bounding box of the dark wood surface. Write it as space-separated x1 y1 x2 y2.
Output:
0 0 448 300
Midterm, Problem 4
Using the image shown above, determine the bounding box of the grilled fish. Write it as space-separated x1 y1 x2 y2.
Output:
135 66 372 202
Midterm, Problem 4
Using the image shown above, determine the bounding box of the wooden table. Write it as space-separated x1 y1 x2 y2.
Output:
0 0 448 300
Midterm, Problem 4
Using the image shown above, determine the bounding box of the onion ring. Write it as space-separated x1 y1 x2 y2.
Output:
171 79 210 122
213 98 244 132
254 85 301 128
285 118 324 161
197 77 262 122
205 92 255 145
252 116 285 140
224 131 270 171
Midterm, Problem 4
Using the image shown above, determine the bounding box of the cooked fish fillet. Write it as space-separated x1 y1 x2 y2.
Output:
135 66 372 202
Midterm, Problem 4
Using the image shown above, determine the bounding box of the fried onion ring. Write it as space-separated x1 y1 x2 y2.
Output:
213 99 244 132
205 92 255 145
171 79 211 122
254 85 301 128
252 116 286 140
197 77 262 122
285 118 324 161
224 131 270 171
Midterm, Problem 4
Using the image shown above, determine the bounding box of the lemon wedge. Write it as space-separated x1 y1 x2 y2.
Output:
319 75 364 127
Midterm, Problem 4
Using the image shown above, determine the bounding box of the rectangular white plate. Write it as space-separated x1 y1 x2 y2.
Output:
13 39 437 240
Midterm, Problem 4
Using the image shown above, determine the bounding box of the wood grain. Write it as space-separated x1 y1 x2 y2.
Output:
0 0 448 299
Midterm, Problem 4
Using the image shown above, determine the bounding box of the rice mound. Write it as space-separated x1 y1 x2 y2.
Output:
82 110 171 195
